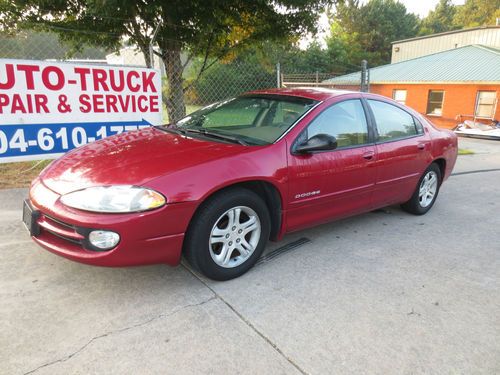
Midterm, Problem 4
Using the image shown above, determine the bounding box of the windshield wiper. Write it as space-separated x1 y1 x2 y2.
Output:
180 128 248 146
154 125 177 134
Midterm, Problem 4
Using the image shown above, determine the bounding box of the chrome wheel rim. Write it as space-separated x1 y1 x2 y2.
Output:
419 171 438 208
209 206 261 268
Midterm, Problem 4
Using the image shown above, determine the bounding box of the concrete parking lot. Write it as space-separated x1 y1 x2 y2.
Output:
1 137 499 374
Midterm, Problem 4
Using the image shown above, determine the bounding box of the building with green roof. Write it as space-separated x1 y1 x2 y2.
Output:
324 45 500 129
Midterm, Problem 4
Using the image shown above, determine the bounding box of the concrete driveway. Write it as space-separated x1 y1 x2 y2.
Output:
1 137 499 374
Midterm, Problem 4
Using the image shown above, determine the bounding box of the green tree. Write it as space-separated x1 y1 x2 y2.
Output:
254 39 332 73
0 30 108 60
189 52 275 104
186 39 337 105
419 0 458 35
1 0 333 123
327 0 420 67
453 0 500 28
325 22 364 73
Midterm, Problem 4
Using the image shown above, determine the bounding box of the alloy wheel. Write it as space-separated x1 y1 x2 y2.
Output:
209 206 261 268
419 171 438 208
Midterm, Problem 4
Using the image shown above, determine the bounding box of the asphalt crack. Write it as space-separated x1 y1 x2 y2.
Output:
182 264 309 375
23 295 217 375
407 308 421 317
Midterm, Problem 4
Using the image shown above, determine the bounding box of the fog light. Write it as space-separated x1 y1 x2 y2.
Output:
88 230 120 250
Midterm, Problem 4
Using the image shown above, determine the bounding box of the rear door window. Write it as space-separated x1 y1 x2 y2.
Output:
368 100 419 142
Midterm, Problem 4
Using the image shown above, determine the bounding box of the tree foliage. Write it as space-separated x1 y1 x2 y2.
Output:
327 0 420 66
187 36 365 106
188 53 275 105
419 0 458 35
325 0 499 69
1 0 334 122
325 22 364 73
453 0 500 28
1 0 498 118
419 0 500 35
0 30 108 60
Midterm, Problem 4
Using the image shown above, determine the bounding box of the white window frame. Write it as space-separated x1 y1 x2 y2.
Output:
392 89 407 105
474 91 497 119
426 90 445 116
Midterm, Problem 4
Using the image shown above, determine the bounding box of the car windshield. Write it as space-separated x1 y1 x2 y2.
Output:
172 95 318 145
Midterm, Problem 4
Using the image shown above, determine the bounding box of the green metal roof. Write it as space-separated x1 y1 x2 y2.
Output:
325 45 500 85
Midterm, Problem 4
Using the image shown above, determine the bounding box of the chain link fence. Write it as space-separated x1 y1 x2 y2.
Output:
0 31 110 61
181 57 278 120
0 30 369 123
279 61 368 92
280 71 363 91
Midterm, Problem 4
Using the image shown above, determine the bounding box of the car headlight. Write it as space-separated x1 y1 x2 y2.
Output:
60 185 166 213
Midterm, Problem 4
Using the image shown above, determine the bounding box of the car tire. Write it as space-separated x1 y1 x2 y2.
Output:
401 163 442 215
183 188 271 281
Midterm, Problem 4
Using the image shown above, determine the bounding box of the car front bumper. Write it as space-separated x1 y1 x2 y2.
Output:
26 179 198 267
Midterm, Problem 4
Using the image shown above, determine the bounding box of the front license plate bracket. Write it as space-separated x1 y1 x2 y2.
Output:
22 200 40 236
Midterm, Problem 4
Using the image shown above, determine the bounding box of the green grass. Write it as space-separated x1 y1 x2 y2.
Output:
0 159 52 189
458 148 475 155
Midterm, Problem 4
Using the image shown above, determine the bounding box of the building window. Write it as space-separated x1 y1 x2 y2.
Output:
426 91 444 116
475 91 497 119
392 90 407 105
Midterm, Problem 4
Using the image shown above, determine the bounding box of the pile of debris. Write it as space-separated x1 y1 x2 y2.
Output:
454 120 500 140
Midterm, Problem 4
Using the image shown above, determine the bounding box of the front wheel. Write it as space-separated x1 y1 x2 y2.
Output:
401 163 441 215
184 188 270 281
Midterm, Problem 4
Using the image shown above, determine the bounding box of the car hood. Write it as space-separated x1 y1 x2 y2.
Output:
40 127 243 195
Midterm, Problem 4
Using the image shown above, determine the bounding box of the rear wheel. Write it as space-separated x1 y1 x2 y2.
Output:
184 188 270 280
401 163 441 215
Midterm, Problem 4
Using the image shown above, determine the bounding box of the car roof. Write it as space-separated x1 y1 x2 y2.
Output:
247 87 360 101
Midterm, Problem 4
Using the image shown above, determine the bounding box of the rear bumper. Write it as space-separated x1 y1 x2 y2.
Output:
27 179 197 267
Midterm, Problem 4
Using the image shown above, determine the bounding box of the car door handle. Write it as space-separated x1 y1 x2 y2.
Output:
417 143 426 150
362 151 375 160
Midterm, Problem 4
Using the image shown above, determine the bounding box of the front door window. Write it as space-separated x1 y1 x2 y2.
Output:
302 99 369 149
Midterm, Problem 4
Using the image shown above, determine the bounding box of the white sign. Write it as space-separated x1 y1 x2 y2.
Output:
0 59 163 162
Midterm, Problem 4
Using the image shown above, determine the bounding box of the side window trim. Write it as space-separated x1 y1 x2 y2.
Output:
360 98 377 144
365 99 425 144
291 98 374 154
413 117 425 135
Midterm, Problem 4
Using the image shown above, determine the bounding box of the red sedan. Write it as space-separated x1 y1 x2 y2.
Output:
24 88 457 280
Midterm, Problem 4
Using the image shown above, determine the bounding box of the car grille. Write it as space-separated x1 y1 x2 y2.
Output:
37 214 85 246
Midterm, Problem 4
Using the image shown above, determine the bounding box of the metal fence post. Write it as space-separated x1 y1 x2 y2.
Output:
367 66 370 93
276 62 281 88
361 60 368 92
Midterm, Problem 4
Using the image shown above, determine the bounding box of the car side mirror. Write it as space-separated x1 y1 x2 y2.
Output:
294 134 338 154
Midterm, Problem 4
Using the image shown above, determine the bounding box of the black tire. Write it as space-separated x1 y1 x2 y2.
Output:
401 163 442 215
183 188 270 281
